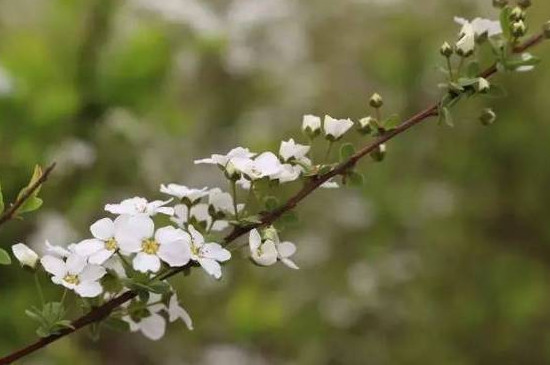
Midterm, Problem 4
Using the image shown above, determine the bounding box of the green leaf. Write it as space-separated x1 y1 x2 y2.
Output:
499 6 512 40
104 317 131 332
457 77 479 88
16 165 45 215
485 84 507 99
382 114 401 130
0 248 11 265
264 196 280 211
347 171 364 187
339 143 355 162
466 61 480 78
438 106 454 127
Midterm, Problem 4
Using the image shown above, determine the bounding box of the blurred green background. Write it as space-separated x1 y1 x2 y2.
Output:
1 0 550 364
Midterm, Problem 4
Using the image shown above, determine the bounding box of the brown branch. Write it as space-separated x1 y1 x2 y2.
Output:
0 163 57 228
0 32 546 365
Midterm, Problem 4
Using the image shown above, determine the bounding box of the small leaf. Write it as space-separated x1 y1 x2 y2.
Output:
264 196 280 211
339 143 355 162
466 61 480 78
499 6 512 40
438 106 454 127
0 248 11 265
347 171 364 187
382 114 401 130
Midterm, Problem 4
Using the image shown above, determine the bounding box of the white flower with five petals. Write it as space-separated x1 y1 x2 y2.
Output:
188 226 231 279
116 216 191 273
40 253 106 297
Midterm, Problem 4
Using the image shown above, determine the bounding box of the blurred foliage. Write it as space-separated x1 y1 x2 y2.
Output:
1 0 550 364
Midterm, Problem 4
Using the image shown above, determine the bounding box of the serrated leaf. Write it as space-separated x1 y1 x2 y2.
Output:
339 143 355 162
0 248 11 265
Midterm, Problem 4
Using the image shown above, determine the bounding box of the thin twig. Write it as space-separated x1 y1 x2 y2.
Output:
0 163 56 228
0 32 545 365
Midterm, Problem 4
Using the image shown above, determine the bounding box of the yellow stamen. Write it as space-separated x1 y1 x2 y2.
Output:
141 238 160 255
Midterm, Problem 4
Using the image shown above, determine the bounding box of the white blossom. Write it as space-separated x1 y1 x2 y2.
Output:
231 152 282 180
160 184 209 205
73 216 131 265
40 253 106 297
124 293 167 341
45 240 74 258
323 115 354 140
105 197 174 217
302 115 321 134
279 139 310 162
194 147 255 167
188 226 231 279
172 204 230 232
11 243 39 269
517 53 536 72
249 229 278 266
207 188 235 215
168 293 193 330
456 22 476 56
116 216 191 273
454 17 502 37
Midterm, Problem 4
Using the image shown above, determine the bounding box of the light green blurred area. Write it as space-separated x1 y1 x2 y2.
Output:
1 0 550 364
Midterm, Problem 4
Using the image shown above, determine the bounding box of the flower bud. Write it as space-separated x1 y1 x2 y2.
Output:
440 42 453 57
12 243 39 269
358 116 376 135
478 78 490 93
370 144 386 162
479 108 496 126
224 162 241 181
369 93 383 108
492 0 508 8
511 20 527 38
543 21 550 39
302 115 321 139
517 0 532 9
510 6 526 22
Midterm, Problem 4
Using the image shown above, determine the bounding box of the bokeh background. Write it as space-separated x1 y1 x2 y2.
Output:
1 0 550 364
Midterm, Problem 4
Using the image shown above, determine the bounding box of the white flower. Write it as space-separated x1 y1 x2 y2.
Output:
454 17 502 37
12 243 39 269
321 179 340 189
302 115 322 134
276 240 299 270
116 216 192 273
279 139 310 162
231 152 283 180
207 188 235 215
194 147 255 167
236 176 251 190
168 293 193 330
105 197 174 217
323 115 354 140
478 77 490 92
273 164 302 183
124 293 167 341
517 53 536 72
172 203 230 232
249 229 278 266
73 216 129 265
160 184 209 205
456 21 476 56
188 226 231 279
40 253 106 297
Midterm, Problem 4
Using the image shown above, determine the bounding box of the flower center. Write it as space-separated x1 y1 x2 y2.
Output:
141 238 159 255
64 274 80 285
105 238 118 251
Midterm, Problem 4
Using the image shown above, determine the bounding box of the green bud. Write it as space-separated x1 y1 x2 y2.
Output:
370 144 386 162
369 93 383 108
543 21 550 39
510 6 526 22
517 0 532 9
511 20 527 38
440 41 453 57
492 0 508 8
479 108 496 126
358 116 376 135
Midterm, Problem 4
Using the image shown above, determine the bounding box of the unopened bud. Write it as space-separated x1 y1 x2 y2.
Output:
369 93 383 109
492 0 508 8
543 21 550 39
358 116 376 135
224 162 240 181
370 144 386 162
478 78 490 93
517 0 532 9
440 42 453 57
480 108 496 126
302 115 322 139
511 20 527 38
510 6 526 22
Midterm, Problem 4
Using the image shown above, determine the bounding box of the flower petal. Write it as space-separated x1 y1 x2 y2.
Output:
65 253 87 275
79 264 106 282
140 313 166 341
90 218 115 240
157 240 191 267
198 258 222 279
277 241 296 258
249 229 261 251
155 226 189 245
40 255 67 277
133 252 161 273
202 243 231 262
75 281 103 297
73 239 104 257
